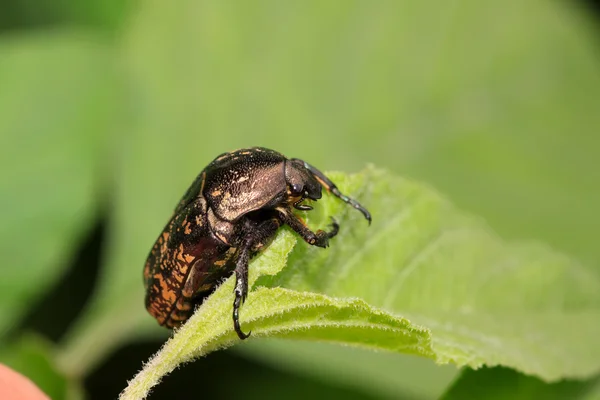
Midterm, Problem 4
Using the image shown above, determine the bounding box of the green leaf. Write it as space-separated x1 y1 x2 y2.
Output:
441 367 600 400
588 380 600 400
0 31 122 339
120 168 600 399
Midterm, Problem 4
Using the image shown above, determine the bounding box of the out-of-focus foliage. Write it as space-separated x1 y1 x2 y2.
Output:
0 32 122 338
0 0 132 31
441 367 600 400
0 0 599 399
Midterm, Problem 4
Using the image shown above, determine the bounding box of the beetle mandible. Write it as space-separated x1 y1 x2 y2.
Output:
143 147 371 340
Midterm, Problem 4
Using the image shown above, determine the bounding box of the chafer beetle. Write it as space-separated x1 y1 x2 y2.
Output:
144 147 371 339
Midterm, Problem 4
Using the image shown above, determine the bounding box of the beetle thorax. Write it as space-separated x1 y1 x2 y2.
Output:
204 153 288 222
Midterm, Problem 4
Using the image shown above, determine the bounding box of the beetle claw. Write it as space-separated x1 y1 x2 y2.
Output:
233 311 251 340
327 218 339 238
233 291 251 340
237 329 251 340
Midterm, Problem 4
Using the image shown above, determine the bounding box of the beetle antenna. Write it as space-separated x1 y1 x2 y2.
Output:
294 159 371 224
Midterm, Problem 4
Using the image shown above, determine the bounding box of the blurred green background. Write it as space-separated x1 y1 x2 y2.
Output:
0 0 599 399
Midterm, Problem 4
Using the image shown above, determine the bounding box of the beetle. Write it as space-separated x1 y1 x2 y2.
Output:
144 147 371 340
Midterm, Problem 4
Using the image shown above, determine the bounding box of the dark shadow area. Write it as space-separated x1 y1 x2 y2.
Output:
86 341 380 400
19 220 106 342
583 0 600 15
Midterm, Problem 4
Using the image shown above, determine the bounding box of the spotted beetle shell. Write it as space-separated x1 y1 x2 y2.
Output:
143 183 236 328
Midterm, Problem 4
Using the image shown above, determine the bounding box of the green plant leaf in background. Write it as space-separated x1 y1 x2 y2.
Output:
0 31 122 339
121 168 600 398
441 367 600 400
590 380 600 400
1 0 134 31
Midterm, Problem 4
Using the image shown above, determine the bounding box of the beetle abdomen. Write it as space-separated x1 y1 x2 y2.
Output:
144 196 234 327
155 236 234 328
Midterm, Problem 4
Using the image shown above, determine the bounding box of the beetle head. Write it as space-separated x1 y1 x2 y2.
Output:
284 159 322 201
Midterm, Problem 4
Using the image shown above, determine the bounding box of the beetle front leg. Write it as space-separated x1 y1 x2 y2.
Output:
232 218 281 340
276 207 338 248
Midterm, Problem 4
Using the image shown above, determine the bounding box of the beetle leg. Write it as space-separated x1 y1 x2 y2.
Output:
276 207 338 248
233 246 251 340
233 218 281 340
293 159 372 224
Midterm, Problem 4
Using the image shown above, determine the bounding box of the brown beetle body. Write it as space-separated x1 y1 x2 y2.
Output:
144 194 234 328
144 147 371 339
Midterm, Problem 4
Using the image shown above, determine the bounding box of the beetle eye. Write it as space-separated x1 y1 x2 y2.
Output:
291 183 303 195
